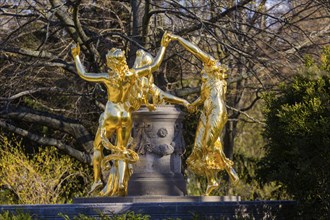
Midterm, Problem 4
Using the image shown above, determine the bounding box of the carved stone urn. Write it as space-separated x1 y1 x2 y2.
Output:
127 105 187 196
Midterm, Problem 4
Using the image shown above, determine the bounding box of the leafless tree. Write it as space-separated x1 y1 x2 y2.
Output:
0 0 329 163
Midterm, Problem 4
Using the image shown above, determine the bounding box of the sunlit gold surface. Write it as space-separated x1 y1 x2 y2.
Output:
71 32 189 196
127 49 189 112
168 34 239 196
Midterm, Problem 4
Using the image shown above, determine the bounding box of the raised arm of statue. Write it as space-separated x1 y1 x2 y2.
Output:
134 32 172 77
71 44 108 83
150 84 189 108
168 34 216 65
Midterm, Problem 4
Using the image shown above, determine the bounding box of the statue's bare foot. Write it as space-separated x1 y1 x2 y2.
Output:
204 183 219 196
119 183 125 189
89 180 103 194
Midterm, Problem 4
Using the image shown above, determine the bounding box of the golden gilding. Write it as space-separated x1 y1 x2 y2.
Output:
71 32 238 196
72 32 189 196
168 33 239 196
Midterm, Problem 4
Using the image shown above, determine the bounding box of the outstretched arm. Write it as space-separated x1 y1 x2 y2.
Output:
191 96 204 107
187 96 205 113
169 34 216 65
134 32 172 77
150 84 189 108
71 44 108 83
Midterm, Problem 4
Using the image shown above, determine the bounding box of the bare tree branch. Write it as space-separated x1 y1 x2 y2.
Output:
0 108 94 154
176 0 254 35
226 104 266 126
0 120 91 164
0 87 60 101
1 47 55 59
49 0 100 68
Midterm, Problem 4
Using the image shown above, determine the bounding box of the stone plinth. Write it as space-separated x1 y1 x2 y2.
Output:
128 173 186 196
128 105 186 196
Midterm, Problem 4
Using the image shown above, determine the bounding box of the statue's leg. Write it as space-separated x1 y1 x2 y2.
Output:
206 114 239 185
203 115 225 195
100 160 119 196
117 160 127 190
91 115 116 194
117 116 133 189
122 116 133 151
90 127 104 194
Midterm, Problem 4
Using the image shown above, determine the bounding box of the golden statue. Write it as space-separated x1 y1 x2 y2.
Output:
167 34 239 196
129 49 190 111
71 32 173 196
71 32 189 196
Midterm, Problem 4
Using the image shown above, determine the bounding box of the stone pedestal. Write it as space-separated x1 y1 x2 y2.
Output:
0 199 298 219
128 105 187 196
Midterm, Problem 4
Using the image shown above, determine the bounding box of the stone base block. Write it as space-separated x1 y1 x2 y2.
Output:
127 173 187 196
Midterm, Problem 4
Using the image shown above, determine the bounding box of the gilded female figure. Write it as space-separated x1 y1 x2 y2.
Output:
168 34 239 195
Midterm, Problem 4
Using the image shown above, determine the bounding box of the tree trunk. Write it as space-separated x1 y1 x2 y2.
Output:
224 120 237 160
128 0 141 66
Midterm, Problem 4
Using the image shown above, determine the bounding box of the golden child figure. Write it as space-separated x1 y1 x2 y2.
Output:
168 34 239 196
129 49 190 111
